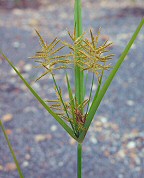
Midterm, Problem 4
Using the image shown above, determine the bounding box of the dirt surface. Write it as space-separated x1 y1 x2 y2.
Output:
0 0 144 178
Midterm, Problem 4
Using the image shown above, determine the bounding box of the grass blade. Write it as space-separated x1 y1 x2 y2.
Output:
66 73 75 122
0 51 77 141
66 73 79 136
52 74 70 118
78 18 144 143
85 73 95 115
0 120 24 178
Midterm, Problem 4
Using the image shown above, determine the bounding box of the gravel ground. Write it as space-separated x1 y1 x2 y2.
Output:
0 1 144 178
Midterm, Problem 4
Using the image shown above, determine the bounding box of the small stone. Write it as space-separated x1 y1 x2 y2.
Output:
35 134 52 142
50 125 57 132
24 106 37 113
5 163 17 171
2 114 13 122
23 64 32 72
110 159 115 164
22 161 29 167
126 100 135 106
118 174 124 178
131 117 136 123
95 127 102 132
0 165 4 171
12 41 20 49
127 141 136 149
104 150 110 157
25 154 31 160
99 116 108 123
58 161 64 167
90 137 97 144
5 129 12 135
12 9 23 15
135 166 141 172
111 123 119 131
101 34 109 41
117 150 125 159
69 138 76 145
94 121 103 127
135 157 141 165
28 19 39 26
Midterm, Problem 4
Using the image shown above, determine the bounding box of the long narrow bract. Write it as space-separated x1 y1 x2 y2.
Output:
0 120 24 178
78 18 144 143
0 51 78 141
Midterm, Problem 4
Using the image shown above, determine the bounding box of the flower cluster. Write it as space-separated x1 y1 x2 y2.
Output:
30 29 114 136
31 29 113 80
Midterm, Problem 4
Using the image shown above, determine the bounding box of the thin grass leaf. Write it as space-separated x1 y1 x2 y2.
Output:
0 51 77 141
0 120 24 178
52 74 70 118
92 67 105 103
78 18 144 143
85 73 95 115
65 73 75 122
83 71 89 98
51 74 76 134
65 73 79 136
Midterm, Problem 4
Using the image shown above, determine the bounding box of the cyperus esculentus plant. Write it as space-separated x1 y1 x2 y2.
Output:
0 0 144 177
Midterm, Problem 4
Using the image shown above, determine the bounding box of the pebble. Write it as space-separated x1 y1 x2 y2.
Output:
90 137 97 144
126 100 135 106
118 174 124 178
2 113 13 122
12 9 23 16
135 157 141 165
5 129 12 135
22 161 29 167
58 161 64 167
12 41 20 49
5 163 17 171
35 134 52 142
23 64 32 72
25 154 31 160
0 165 3 171
100 116 108 123
69 138 76 145
50 125 57 132
117 150 126 159
127 141 136 149
135 166 141 172
24 106 37 113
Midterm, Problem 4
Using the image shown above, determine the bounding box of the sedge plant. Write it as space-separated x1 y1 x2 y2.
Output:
0 0 144 177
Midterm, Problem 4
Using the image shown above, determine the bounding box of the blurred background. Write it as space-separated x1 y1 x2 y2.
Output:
0 0 144 178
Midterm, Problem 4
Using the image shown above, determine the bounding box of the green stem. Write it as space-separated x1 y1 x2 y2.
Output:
74 0 84 106
0 120 24 178
77 143 82 178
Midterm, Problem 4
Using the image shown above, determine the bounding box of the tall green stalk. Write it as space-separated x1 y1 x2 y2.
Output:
74 0 83 177
77 143 82 178
74 0 84 105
